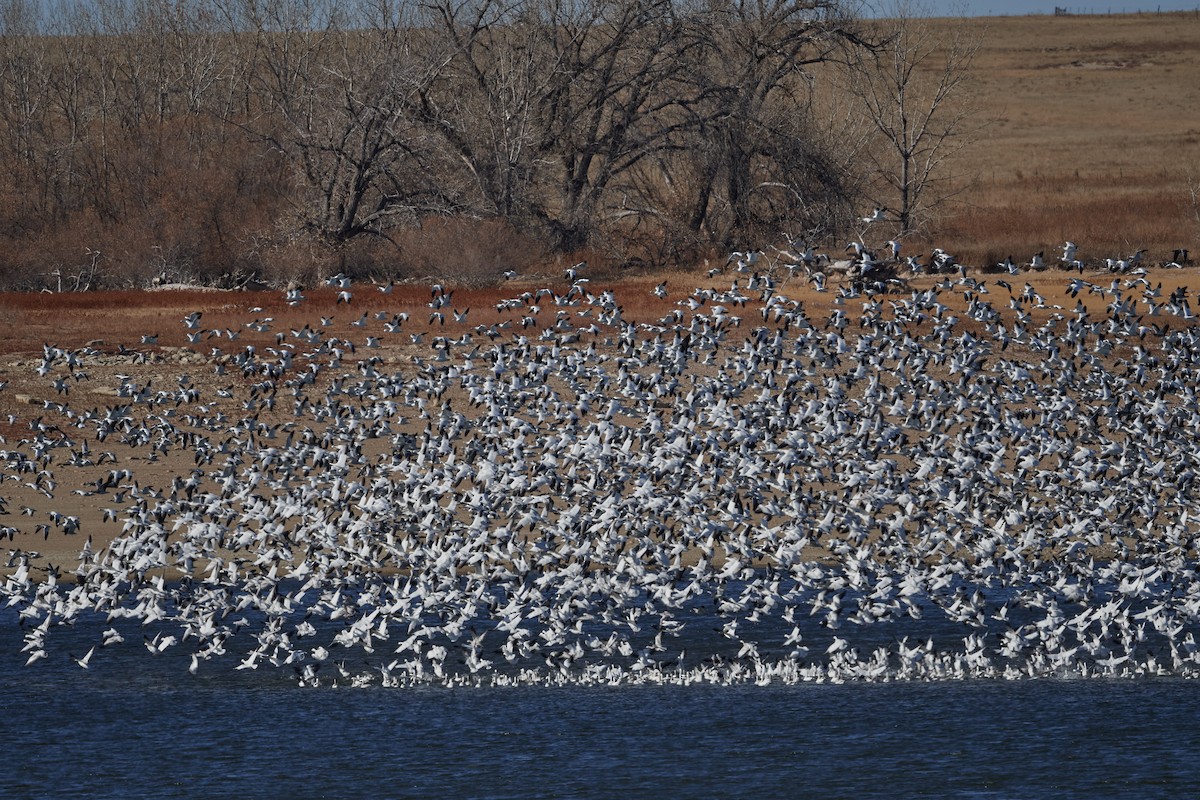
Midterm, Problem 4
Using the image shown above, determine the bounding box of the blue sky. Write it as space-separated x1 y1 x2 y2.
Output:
863 0 1200 16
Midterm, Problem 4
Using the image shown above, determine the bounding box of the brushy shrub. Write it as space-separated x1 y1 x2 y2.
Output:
393 217 548 287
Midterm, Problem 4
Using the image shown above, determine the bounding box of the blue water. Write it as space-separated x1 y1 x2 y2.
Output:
3 639 1197 799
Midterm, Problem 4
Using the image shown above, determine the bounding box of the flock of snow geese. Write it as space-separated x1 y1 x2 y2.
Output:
5 243 1200 687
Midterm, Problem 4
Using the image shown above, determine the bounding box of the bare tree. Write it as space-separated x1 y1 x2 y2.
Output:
216 0 452 249
844 0 980 236
673 0 868 249
0 1 58 224
419 0 699 254
411 0 555 226
215 0 878 264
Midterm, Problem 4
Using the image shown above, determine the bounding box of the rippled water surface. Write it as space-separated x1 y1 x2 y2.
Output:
3 641 1197 800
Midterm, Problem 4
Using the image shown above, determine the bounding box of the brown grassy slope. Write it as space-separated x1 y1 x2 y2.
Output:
926 11 1200 267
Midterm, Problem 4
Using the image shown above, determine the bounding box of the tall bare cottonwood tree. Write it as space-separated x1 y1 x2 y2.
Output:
675 0 868 249
220 0 453 247
845 0 979 236
421 0 698 253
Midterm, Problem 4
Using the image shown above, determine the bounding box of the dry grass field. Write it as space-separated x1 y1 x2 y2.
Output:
923 11 1200 267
